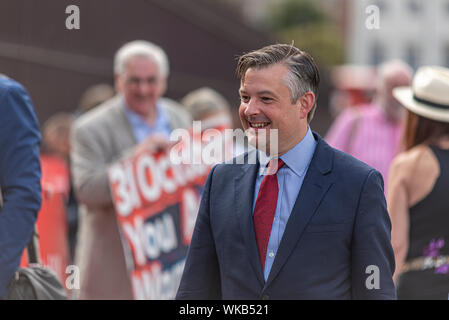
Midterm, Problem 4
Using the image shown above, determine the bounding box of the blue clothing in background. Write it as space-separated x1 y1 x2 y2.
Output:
0 76 42 299
123 99 172 143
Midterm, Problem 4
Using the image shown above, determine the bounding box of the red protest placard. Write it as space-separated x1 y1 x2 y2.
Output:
108 126 230 299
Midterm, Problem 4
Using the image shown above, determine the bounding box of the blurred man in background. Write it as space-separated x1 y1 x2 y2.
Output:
325 60 413 193
70 40 191 299
42 113 74 162
181 87 246 160
328 65 376 118
0 75 42 299
181 86 234 129
77 83 115 115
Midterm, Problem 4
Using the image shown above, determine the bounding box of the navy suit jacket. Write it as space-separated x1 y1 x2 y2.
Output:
176 133 396 300
0 77 41 298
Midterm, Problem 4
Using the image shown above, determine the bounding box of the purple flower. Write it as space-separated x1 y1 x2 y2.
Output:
423 238 445 258
435 264 449 275
436 238 445 249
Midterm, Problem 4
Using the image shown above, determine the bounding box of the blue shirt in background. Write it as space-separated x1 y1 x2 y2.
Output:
123 99 172 143
0 77 41 299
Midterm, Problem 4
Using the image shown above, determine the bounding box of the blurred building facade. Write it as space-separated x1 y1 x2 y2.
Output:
347 0 449 69
242 0 449 70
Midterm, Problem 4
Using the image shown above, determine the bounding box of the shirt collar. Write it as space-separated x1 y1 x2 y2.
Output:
258 127 317 177
122 96 165 129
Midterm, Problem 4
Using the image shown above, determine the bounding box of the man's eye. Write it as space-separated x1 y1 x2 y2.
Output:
128 78 140 85
240 96 249 102
261 97 273 103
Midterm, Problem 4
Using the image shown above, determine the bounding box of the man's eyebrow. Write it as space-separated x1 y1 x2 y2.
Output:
238 89 276 96
257 90 276 96
129 75 157 79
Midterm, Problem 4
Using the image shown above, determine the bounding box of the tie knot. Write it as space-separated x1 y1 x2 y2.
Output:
266 158 285 175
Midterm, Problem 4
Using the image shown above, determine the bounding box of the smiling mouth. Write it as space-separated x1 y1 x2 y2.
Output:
249 121 271 129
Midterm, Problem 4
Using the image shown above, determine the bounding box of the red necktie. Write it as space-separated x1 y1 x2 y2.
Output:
253 158 285 270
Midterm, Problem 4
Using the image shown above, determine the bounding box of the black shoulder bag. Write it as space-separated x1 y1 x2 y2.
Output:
7 228 67 300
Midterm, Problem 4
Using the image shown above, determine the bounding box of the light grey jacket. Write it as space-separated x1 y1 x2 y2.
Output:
71 95 191 299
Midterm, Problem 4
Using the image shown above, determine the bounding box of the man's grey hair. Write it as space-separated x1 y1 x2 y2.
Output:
236 44 320 123
114 40 169 78
181 87 231 121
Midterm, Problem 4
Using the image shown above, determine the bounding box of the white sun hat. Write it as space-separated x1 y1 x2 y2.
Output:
393 66 449 123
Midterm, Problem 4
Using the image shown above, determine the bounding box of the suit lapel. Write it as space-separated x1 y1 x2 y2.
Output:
115 99 138 146
264 134 334 288
234 151 265 286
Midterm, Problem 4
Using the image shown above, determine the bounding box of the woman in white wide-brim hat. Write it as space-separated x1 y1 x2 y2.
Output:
388 66 449 299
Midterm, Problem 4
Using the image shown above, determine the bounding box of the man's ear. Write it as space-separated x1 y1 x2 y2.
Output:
297 92 315 120
158 77 168 97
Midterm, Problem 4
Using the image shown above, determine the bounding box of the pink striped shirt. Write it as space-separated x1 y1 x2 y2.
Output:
325 103 403 194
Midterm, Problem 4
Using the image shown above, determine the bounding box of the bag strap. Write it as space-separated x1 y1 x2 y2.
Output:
27 226 41 265
1 187 40 264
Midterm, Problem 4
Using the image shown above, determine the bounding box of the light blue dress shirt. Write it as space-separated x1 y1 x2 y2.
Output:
123 99 172 143
252 127 317 281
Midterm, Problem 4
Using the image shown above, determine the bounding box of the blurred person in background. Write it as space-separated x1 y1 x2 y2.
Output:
181 86 246 159
42 84 117 263
0 75 41 299
329 65 376 118
71 40 191 299
59 84 116 261
77 83 115 115
41 113 77 261
325 60 412 194
42 113 74 161
181 86 233 129
388 66 449 300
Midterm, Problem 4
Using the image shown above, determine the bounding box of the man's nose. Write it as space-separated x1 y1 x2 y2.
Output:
136 81 154 95
243 98 260 117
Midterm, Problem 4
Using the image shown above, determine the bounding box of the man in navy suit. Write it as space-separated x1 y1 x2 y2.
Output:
0 76 42 299
176 44 396 299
